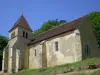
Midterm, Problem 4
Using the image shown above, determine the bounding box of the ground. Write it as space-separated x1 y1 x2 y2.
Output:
1 58 100 75
0 68 100 75
61 68 100 75
10 58 100 75
0 72 9 75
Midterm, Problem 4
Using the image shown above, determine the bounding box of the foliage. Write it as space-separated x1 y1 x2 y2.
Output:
88 11 100 47
11 58 100 75
33 19 67 36
0 35 8 50
88 70 100 75
0 35 8 70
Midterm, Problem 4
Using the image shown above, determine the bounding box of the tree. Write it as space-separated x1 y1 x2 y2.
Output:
33 19 67 36
33 29 43 36
88 11 100 47
0 35 8 70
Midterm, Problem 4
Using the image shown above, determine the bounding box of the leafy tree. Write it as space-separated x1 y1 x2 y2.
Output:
88 11 100 47
0 35 8 52
33 19 67 36
33 29 43 36
0 35 8 70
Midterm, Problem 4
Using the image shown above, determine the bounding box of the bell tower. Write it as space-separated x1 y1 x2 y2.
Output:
9 14 33 40
3 14 33 73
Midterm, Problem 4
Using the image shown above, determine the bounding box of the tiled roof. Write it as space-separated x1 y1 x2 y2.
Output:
28 16 86 45
9 14 32 32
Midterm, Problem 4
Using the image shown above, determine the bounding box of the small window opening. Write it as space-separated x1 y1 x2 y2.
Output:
23 31 28 38
26 33 28 38
85 44 90 56
35 49 36 56
55 41 59 51
23 31 25 37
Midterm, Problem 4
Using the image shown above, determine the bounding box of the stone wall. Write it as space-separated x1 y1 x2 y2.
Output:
77 17 100 59
28 30 82 69
29 43 42 69
46 30 81 67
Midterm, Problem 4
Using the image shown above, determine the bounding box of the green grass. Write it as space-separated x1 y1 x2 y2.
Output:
89 70 100 75
11 58 100 75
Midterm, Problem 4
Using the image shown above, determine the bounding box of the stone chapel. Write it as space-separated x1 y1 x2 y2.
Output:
2 15 100 73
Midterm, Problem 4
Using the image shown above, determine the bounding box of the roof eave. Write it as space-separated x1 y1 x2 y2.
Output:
9 25 33 32
28 28 76 46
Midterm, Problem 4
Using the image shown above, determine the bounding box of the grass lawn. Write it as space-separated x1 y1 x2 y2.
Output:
11 58 100 75
89 70 100 75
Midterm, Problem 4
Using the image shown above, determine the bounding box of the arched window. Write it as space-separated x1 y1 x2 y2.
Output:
34 49 36 56
26 33 28 38
23 31 25 37
85 44 90 56
55 41 59 51
23 31 28 38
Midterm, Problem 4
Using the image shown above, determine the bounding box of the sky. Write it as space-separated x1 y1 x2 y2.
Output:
0 0 100 37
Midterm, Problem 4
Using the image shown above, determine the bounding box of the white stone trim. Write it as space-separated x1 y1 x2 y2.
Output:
8 47 13 73
2 51 5 72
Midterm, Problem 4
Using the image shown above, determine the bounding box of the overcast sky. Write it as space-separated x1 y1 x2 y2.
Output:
0 0 100 36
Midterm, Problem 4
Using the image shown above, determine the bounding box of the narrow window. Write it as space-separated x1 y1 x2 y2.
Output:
23 31 25 37
55 41 59 51
35 49 36 56
26 33 28 38
85 44 90 56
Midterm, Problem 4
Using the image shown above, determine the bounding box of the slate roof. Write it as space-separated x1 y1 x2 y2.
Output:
28 16 86 45
9 14 32 32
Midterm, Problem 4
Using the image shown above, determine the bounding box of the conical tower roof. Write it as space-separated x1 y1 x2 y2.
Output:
9 14 32 32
